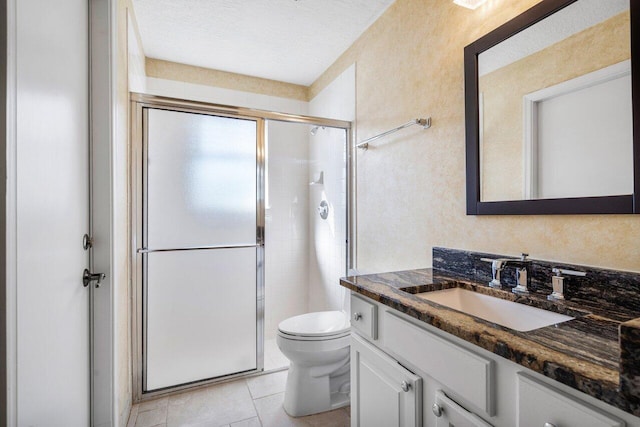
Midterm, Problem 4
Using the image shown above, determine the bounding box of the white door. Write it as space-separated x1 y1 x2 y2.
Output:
13 0 91 425
140 108 260 391
351 333 422 427
524 62 633 200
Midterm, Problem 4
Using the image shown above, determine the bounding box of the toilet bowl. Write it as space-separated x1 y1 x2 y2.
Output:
277 310 351 417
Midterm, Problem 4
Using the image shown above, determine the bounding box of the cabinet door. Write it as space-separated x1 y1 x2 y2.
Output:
351 333 422 427
433 390 493 427
517 373 624 427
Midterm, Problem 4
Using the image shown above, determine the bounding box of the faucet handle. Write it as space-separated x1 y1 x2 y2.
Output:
548 268 586 301
551 267 586 277
480 258 506 288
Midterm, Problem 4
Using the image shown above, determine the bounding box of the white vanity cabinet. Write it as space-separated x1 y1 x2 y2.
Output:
383 311 494 416
351 294 378 340
351 333 422 427
516 373 624 427
433 390 493 427
349 293 638 427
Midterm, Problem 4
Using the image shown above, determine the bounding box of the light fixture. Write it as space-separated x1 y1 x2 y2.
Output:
453 0 488 10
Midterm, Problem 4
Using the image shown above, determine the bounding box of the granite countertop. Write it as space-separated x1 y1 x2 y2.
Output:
340 268 640 417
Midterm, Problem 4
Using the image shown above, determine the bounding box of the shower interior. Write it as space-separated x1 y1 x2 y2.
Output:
130 94 351 400
263 120 349 370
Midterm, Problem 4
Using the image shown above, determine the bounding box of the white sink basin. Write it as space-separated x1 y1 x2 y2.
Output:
415 288 574 332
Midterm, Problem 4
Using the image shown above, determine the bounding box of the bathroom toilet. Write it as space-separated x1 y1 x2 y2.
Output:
276 310 351 417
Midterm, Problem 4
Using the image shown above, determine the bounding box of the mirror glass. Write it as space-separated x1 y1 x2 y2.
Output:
478 0 632 202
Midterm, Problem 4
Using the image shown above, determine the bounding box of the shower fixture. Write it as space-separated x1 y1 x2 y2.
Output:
309 171 324 186
317 200 329 220
310 126 326 135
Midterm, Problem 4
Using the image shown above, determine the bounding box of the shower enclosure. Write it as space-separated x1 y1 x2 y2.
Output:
263 121 350 369
130 94 352 401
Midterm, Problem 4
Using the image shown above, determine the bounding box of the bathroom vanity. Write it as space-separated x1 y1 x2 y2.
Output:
342 248 640 427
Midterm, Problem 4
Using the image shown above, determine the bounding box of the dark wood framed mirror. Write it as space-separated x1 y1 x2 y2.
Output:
465 0 640 215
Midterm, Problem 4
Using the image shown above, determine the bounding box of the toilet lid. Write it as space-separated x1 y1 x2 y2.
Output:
278 311 350 338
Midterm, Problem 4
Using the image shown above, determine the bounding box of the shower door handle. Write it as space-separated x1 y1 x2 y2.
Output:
136 243 261 254
83 269 106 288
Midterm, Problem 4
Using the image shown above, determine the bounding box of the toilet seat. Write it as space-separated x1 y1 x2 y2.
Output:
278 310 350 340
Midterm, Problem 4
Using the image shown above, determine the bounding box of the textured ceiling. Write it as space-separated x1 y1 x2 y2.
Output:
131 0 395 86
479 0 628 76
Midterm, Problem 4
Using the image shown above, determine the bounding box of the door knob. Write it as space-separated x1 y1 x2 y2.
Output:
400 381 411 392
353 312 362 321
432 403 443 417
83 269 106 288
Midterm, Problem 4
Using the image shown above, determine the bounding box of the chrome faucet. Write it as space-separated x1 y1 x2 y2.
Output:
502 253 532 295
481 257 518 288
547 267 587 301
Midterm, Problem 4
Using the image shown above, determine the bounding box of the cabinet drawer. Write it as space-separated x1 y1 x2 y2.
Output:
351 294 378 340
434 390 493 427
517 373 624 427
384 311 494 416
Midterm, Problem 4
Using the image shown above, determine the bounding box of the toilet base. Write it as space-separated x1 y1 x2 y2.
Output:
282 356 351 417
329 390 350 410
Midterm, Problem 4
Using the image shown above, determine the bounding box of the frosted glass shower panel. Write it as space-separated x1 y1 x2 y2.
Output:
146 109 257 248
145 248 257 391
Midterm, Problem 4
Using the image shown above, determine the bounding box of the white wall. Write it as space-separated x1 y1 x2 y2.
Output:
308 65 355 313
264 121 311 339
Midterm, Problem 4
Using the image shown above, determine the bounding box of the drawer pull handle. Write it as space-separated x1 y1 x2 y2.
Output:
353 312 362 321
432 403 443 417
400 381 411 392
544 424 557 427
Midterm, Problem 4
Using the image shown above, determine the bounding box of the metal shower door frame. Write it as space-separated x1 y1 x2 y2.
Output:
130 93 353 403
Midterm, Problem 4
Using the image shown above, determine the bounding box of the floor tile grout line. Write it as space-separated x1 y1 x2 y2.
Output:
244 377 257 400
252 389 288 401
163 402 168 424
229 415 262 427
248 385 264 427
137 401 168 415
242 377 263 425
127 409 138 427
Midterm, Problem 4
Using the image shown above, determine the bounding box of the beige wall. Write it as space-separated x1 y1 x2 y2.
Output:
480 11 630 201
125 0 640 273
309 0 640 273
146 58 309 101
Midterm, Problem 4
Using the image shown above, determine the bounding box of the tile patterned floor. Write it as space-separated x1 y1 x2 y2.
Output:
127 370 350 427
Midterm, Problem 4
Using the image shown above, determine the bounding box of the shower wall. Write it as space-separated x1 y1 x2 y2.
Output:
307 128 347 312
308 65 355 313
264 121 310 340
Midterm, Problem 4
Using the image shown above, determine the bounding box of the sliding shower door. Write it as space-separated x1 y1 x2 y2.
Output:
140 108 263 392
